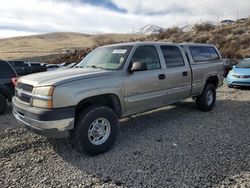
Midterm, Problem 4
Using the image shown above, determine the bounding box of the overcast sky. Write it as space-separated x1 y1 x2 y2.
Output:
0 0 249 38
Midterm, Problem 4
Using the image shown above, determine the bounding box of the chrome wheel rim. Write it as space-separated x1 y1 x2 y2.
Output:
88 118 111 145
206 90 214 106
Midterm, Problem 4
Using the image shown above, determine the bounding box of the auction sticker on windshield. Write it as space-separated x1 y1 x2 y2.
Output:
113 49 127 54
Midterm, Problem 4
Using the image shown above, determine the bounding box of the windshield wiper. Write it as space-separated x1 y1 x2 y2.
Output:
85 65 105 69
77 65 112 70
74 65 83 68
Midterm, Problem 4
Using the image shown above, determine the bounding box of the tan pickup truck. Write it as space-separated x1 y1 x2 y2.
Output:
13 42 224 155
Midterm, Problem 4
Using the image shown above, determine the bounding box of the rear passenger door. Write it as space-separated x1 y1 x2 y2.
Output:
124 45 167 115
160 45 192 103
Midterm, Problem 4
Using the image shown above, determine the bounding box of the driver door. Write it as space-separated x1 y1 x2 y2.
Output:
124 45 166 115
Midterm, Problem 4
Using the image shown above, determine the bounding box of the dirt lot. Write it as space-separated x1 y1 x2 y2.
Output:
0 85 249 188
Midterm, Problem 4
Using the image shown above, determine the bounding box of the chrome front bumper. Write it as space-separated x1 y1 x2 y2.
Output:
12 97 75 138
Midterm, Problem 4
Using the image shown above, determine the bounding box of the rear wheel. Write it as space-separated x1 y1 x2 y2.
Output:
72 105 119 155
0 94 7 115
196 84 216 112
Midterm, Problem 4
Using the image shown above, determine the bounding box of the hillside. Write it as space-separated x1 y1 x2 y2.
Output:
0 32 143 60
1 18 249 63
146 18 250 59
47 18 250 64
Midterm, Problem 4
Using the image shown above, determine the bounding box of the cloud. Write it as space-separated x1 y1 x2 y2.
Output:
0 0 249 38
78 0 127 13
112 0 250 17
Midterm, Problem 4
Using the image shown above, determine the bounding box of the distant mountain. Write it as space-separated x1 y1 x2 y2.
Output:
135 24 164 35
137 22 218 34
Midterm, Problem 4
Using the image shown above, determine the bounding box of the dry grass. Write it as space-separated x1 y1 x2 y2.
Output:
47 18 250 64
1 18 249 62
0 32 144 60
148 17 250 59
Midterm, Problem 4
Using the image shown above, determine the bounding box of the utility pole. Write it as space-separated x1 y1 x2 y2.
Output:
201 11 204 24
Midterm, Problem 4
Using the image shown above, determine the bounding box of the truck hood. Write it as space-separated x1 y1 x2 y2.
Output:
18 68 113 87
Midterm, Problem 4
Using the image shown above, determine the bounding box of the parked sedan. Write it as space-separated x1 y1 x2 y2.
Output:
227 58 250 87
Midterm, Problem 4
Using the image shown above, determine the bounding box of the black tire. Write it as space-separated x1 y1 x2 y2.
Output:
196 84 216 112
0 94 7 115
72 105 119 155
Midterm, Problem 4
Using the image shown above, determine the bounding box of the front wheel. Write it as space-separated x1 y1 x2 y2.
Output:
196 84 216 112
72 105 119 155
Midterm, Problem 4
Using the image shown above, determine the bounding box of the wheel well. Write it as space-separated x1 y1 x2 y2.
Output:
75 94 122 117
206 76 219 88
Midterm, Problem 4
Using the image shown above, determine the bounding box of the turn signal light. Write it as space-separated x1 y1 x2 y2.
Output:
11 77 18 86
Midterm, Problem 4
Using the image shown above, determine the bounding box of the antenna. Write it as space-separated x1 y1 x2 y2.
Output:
217 14 219 24
201 11 205 24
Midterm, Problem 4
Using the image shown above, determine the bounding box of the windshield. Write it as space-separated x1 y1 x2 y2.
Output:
235 59 250 68
77 45 132 70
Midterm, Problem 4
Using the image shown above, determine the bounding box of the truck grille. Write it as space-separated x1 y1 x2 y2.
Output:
15 83 34 104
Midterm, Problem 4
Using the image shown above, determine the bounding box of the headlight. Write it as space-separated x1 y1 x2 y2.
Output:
232 74 240 78
228 71 233 76
32 86 54 108
232 74 237 78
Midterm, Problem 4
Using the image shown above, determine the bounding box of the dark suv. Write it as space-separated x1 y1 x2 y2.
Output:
0 60 18 114
25 62 47 73
8 61 29 76
8 61 47 75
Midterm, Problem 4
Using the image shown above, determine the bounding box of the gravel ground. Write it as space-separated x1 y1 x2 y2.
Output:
0 85 249 188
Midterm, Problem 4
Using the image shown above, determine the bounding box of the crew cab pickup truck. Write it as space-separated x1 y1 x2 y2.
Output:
12 42 224 155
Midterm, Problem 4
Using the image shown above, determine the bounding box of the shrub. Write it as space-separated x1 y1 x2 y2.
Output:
213 26 232 36
208 34 226 48
156 27 183 40
232 28 245 35
182 33 193 42
193 23 215 32
220 41 242 59
193 34 210 43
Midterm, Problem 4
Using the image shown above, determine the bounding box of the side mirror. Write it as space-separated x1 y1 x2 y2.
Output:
129 61 147 72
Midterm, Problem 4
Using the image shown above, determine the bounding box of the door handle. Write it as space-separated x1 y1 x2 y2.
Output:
158 74 166 80
182 71 188 76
